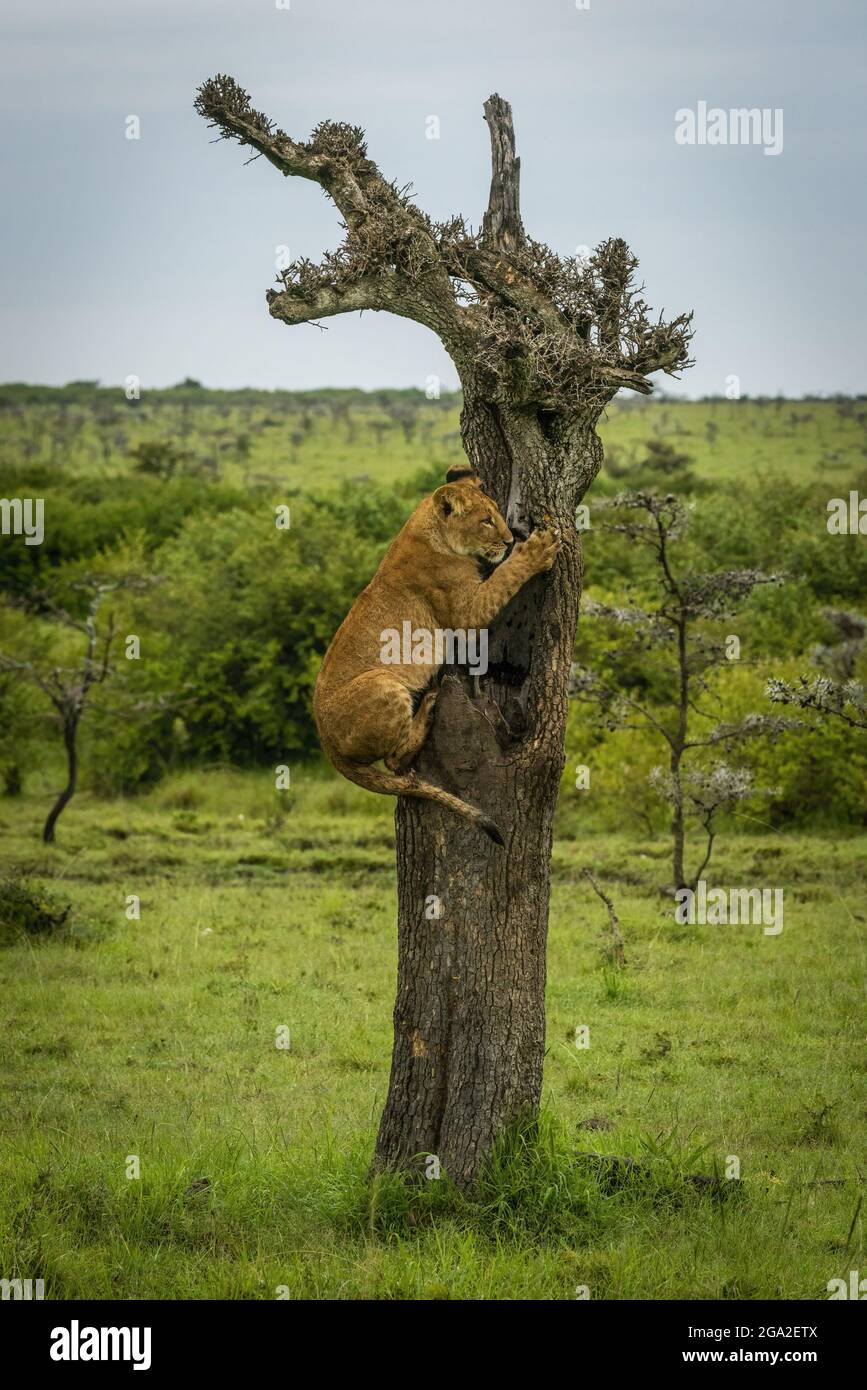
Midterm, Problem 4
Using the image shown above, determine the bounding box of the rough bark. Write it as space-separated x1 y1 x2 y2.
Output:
374 400 600 1184
482 95 525 253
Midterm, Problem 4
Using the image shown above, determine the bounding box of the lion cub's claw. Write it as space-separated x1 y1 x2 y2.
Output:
520 522 562 574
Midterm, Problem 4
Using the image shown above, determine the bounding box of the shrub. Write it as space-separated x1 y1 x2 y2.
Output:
0 875 72 946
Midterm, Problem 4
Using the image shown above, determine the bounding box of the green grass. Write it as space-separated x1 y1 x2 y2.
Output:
1 768 864 1299
2 383 865 492
597 395 867 487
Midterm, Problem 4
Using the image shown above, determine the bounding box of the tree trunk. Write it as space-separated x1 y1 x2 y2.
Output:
374 395 601 1188
670 749 686 891
671 617 689 889
43 717 78 845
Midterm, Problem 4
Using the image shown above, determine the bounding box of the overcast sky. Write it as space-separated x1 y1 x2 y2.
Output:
1 0 864 396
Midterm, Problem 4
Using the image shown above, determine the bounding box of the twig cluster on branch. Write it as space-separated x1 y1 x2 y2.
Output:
768 674 867 730
194 75 693 416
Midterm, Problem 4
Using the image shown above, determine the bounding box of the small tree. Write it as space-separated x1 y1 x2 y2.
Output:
570 491 798 889
648 763 765 890
130 440 191 480
629 438 697 490
0 577 150 842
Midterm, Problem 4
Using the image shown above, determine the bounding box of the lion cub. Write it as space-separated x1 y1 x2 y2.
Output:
313 466 561 843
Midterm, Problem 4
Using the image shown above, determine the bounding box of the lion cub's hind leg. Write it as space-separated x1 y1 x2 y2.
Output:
325 671 414 766
384 686 438 774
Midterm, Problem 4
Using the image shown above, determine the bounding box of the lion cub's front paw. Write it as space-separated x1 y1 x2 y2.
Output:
518 523 562 574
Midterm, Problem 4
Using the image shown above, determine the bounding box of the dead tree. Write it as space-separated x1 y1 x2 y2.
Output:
195 77 694 1187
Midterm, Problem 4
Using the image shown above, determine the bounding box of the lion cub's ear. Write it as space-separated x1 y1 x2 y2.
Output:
445 465 483 487
433 483 471 518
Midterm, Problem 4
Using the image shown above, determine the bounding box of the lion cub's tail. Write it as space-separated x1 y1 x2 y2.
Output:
327 753 505 846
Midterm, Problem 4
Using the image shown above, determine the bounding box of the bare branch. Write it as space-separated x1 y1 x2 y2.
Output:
582 867 626 966
482 94 525 254
267 269 403 327
768 675 867 730
684 712 803 750
195 75 467 347
195 75 371 223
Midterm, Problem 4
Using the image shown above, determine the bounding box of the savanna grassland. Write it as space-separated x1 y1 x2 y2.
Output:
1 384 865 1299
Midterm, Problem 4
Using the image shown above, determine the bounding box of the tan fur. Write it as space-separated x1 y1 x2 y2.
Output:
313 472 561 843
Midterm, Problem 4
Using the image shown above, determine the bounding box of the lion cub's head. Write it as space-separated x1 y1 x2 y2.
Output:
432 467 513 564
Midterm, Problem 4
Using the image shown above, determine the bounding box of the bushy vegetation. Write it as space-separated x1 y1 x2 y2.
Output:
2 384 864 845
0 874 71 946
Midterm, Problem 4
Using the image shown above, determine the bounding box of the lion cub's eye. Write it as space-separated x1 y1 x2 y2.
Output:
482 517 495 527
